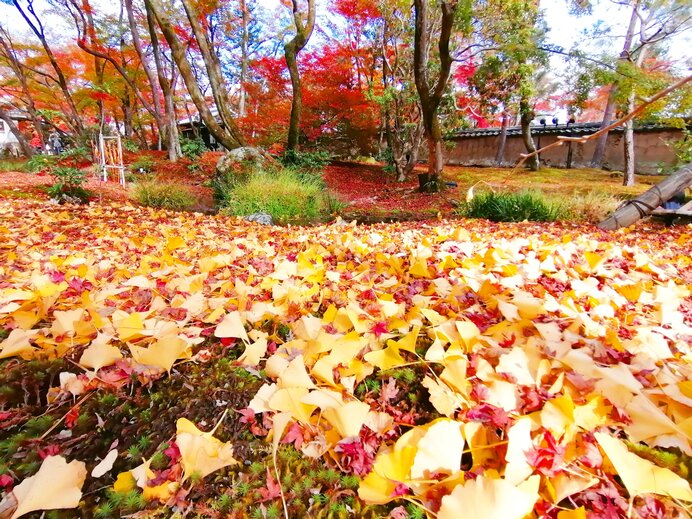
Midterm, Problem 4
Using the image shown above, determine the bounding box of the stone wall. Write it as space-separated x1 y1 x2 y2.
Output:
445 128 684 174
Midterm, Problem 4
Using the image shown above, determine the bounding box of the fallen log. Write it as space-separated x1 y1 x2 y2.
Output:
598 162 692 230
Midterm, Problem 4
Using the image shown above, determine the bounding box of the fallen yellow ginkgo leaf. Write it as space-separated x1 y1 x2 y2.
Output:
3 455 86 519
594 432 692 502
176 414 237 483
437 475 540 519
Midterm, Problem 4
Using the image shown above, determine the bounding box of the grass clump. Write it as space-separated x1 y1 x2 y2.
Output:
0 159 29 172
219 167 335 224
130 177 196 211
459 190 567 222
560 190 621 223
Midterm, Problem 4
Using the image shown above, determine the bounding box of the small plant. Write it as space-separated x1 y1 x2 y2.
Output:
280 149 331 172
57 146 91 167
47 166 90 203
27 154 57 173
180 136 207 159
94 502 115 519
130 177 196 211
213 493 234 513
0 159 29 172
122 138 140 153
561 191 621 223
459 190 567 222
129 155 155 173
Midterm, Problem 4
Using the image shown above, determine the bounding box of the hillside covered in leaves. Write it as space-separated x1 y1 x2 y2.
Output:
0 198 690 518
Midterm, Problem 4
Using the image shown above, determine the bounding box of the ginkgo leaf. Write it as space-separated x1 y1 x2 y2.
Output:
79 336 122 371
129 335 190 372
214 311 249 343
91 449 118 478
504 417 534 485
409 419 464 481
176 416 237 483
0 329 37 360
437 475 540 519
594 432 692 501
4 455 86 519
358 445 417 504
113 312 147 342
322 400 371 438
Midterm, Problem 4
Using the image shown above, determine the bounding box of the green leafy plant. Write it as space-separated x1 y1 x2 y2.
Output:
130 177 196 211
46 166 90 203
180 136 207 159
27 154 58 173
122 139 141 153
458 190 567 222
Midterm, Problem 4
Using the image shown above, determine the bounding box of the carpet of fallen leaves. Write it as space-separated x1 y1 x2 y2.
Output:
0 197 691 519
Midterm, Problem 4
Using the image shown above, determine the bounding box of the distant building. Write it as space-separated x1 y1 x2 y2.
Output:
178 109 223 151
0 112 21 156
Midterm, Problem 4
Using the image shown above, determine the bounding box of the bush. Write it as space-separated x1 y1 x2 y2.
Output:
129 155 156 173
131 177 196 211
180 137 207 159
27 154 58 173
57 146 92 167
218 168 331 224
47 166 90 203
280 150 331 172
459 190 567 222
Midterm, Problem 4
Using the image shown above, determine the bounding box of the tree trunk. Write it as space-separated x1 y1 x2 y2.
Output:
0 29 47 148
495 113 509 165
11 1 84 134
598 162 692 230
0 108 34 157
622 48 647 186
412 0 458 192
284 0 316 151
145 0 245 151
144 4 180 160
591 2 639 168
125 0 166 148
238 0 249 118
520 99 539 171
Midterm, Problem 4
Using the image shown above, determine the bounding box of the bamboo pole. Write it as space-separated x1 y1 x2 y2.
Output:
597 162 692 230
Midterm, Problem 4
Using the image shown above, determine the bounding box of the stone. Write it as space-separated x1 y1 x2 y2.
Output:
244 212 273 225
216 147 265 175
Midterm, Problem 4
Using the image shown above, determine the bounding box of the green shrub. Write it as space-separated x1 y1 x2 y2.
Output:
280 149 331 172
122 139 140 153
27 154 58 172
219 168 330 224
47 166 90 203
459 190 567 222
129 155 156 173
180 137 207 159
131 177 196 210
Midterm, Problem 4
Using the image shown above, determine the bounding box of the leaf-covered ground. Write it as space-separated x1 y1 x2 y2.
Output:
0 197 690 518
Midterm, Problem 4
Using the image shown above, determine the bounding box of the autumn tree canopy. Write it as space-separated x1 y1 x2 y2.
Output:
0 0 689 181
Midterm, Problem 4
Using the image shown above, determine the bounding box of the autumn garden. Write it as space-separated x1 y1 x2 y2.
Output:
0 0 691 518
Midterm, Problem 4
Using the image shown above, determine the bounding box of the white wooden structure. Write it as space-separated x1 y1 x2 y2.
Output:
94 134 125 185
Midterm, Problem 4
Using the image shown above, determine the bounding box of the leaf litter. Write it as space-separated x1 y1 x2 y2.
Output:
0 198 690 518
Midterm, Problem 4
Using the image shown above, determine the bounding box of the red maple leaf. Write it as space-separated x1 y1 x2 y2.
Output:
335 437 374 476
38 444 61 459
281 422 305 449
0 474 14 490
65 407 80 429
257 468 282 502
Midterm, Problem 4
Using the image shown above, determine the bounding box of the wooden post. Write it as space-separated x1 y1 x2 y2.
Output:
598 162 692 230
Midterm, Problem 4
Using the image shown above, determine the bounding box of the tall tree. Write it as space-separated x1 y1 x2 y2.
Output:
0 25 47 148
412 0 462 191
7 0 84 134
284 0 316 151
144 0 247 150
588 0 691 184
